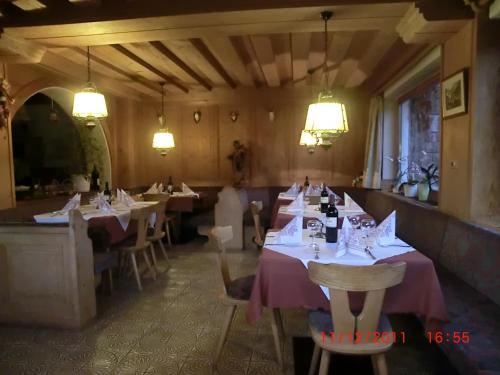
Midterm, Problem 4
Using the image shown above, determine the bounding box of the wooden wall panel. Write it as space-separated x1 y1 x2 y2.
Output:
440 22 473 220
109 88 370 188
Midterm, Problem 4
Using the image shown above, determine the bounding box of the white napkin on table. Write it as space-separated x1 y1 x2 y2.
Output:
145 183 158 194
287 192 305 212
285 183 300 196
181 182 196 195
121 189 136 207
98 194 115 214
305 184 322 196
116 189 123 202
343 193 363 211
61 193 81 213
374 211 396 246
336 217 352 257
158 183 164 193
266 216 303 245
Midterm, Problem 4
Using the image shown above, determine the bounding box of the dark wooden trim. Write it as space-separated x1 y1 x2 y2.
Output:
110 44 189 93
190 38 237 89
149 41 212 91
397 73 440 104
0 0 411 28
71 47 162 95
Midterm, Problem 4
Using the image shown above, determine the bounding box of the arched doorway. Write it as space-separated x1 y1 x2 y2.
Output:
11 87 112 201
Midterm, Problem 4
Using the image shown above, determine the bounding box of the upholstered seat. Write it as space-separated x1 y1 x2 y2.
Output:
227 274 255 300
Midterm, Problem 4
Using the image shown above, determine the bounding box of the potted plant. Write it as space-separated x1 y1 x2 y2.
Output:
392 170 406 193
403 162 421 198
418 164 439 201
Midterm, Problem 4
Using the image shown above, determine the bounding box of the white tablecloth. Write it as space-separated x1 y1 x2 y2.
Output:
34 201 158 231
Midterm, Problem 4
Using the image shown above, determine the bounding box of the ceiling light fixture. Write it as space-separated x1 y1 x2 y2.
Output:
152 83 175 156
302 11 349 149
72 46 108 127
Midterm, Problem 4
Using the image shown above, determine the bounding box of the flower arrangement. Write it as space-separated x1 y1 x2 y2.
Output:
420 163 439 190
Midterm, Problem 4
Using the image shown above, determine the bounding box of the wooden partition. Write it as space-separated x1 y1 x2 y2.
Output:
0 211 96 328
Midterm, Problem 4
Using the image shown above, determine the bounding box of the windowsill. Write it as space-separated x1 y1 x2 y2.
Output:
378 190 439 210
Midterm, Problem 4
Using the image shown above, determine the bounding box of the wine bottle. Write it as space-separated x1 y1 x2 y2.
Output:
103 182 112 203
91 165 100 191
167 176 174 194
325 199 338 244
304 176 310 189
320 182 329 213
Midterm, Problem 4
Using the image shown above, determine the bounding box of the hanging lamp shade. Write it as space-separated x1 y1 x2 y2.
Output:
304 90 349 138
301 11 349 148
152 83 175 156
73 83 108 119
73 47 108 124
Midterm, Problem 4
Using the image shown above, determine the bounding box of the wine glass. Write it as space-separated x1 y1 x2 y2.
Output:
360 218 376 246
349 216 361 229
307 220 321 259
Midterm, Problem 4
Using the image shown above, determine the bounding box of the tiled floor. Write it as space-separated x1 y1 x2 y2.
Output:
0 237 453 374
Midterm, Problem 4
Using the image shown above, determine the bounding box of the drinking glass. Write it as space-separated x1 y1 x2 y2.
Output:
360 218 376 246
349 216 361 229
307 220 321 259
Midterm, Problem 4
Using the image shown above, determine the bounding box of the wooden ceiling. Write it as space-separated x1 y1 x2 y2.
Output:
0 0 474 98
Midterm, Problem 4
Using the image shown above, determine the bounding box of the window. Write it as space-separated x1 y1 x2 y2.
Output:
398 80 441 187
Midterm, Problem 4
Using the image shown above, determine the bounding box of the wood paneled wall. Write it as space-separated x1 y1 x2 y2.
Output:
440 22 474 220
113 88 370 188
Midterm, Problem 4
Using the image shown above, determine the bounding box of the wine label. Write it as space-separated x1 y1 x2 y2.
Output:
320 196 329 203
326 217 337 228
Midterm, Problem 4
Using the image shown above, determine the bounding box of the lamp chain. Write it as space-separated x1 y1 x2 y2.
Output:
323 15 329 90
87 46 91 83
161 83 165 129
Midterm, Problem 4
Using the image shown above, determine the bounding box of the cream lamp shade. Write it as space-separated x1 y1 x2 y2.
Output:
304 94 349 137
152 129 175 156
72 86 108 119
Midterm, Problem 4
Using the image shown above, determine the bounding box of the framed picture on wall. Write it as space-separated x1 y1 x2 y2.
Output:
441 69 468 119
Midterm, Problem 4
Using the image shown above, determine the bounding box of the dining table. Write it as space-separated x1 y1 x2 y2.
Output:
247 193 449 332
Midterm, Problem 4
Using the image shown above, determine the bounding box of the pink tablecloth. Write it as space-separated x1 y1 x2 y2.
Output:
247 249 449 330
270 198 294 227
166 193 204 213
88 216 136 245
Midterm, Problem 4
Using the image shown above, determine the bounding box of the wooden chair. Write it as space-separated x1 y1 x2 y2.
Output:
307 261 407 375
250 201 264 248
113 204 157 291
211 226 285 369
143 193 173 248
147 201 169 270
88 226 117 294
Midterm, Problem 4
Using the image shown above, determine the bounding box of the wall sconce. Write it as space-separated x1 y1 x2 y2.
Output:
230 111 239 122
193 110 201 124
268 110 275 123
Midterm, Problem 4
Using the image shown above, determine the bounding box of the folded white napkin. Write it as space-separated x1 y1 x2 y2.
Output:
375 211 396 246
181 182 196 195
325 187 341 202
121 189 136 207
271 216 303 245
61 193 81 213
336 217 352 257
251 200 263 211
116 189 123 202
145 183 158 194
305 184 322 196
285 183 300 196
287 192 305 212
343 193 363 211
158 183 164 193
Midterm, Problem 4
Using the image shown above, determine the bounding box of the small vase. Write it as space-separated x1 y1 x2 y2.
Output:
417 183 430 201
403 184 418 198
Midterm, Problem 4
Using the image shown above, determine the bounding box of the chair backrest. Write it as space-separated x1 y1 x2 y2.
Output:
250 201 264 247
151 201 167 238
308 261 406 338
143 193 170 202
210 226 234 293
130 204 156 248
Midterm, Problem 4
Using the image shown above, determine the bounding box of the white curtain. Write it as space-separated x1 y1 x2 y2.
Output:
362 96 384 189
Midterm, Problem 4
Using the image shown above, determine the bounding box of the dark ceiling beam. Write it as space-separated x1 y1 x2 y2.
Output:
0 2 27 18
189 38 237 89
110 44 189 93
0 0 411 27
149 41 212 91
71 47 162 95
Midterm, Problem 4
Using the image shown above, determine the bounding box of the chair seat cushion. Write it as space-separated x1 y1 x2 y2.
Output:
308 309 392 334
94 252 118 274
227 274 256 300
